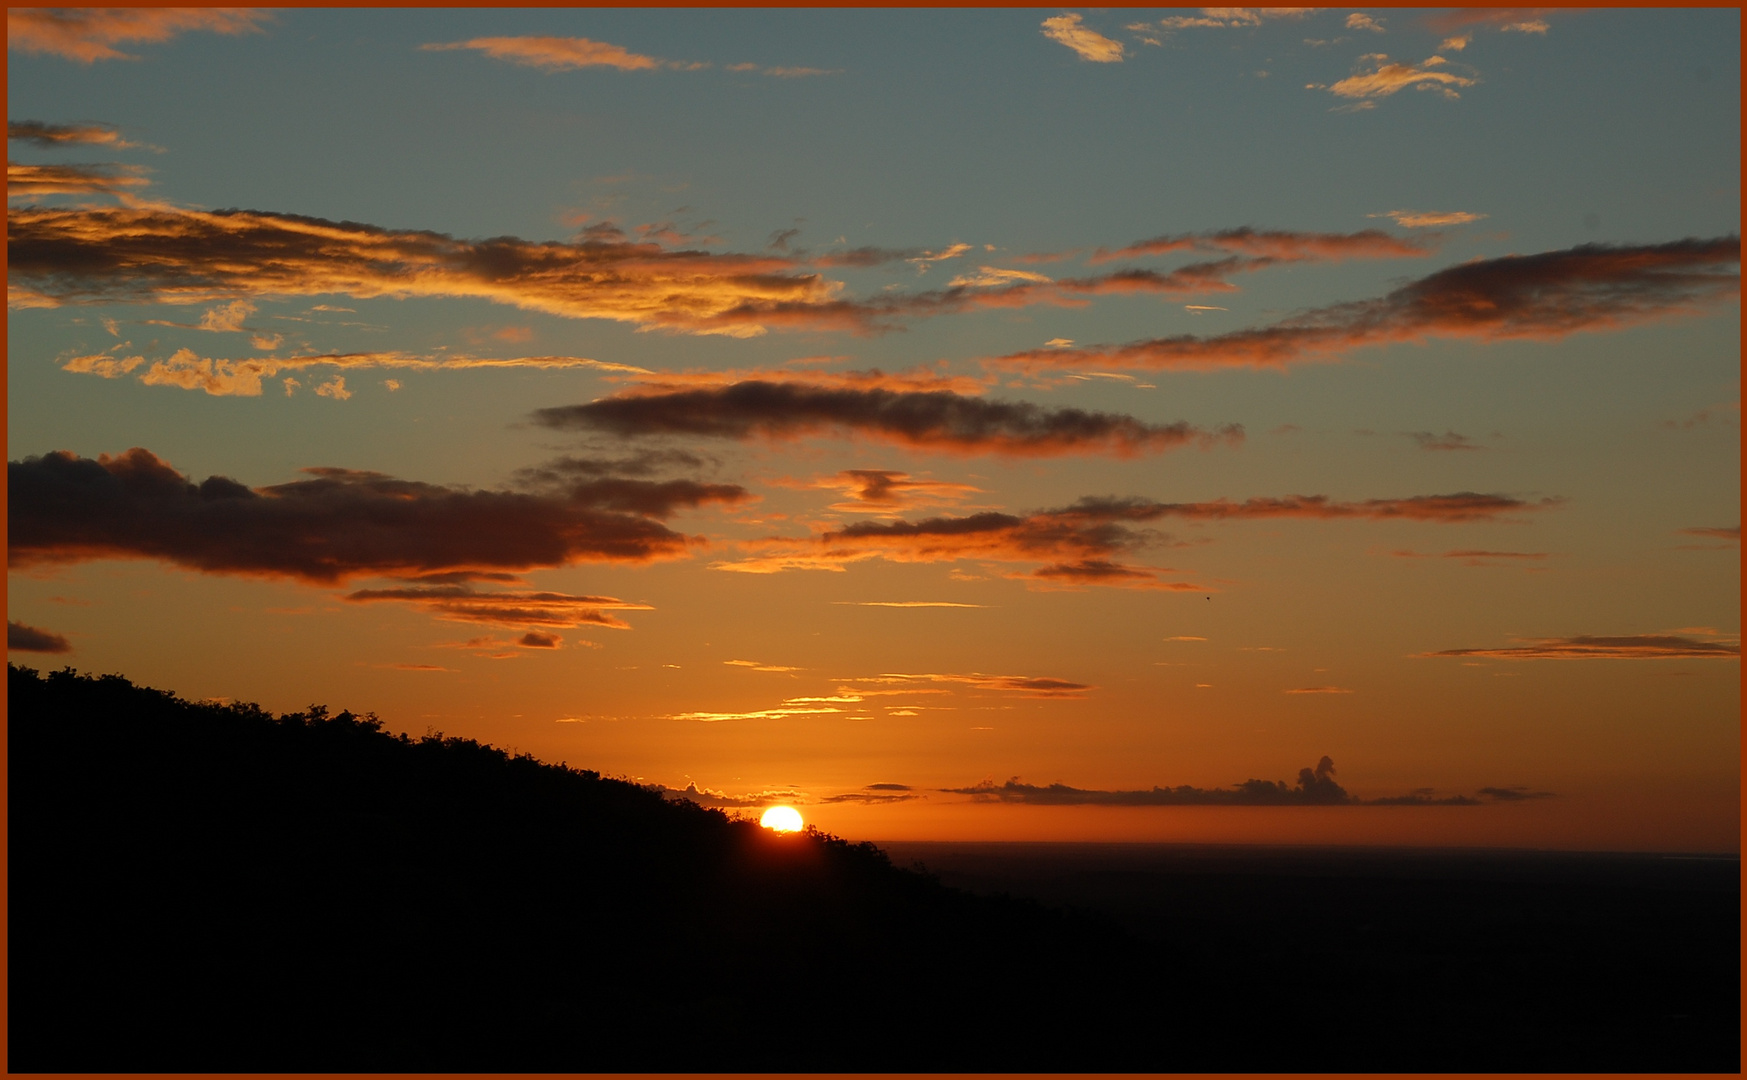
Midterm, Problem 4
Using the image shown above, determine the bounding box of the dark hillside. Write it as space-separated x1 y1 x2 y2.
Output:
8 664 1198 1072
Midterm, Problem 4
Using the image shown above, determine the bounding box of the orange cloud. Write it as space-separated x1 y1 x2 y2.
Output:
535 381 1243 458
7 8 272 63
61 349 658 396
847 672 1094 698
7 204 839 337
9 448 747 584
1678 526 1739 542
1424 8 1555 33
421 36 668 72
1040 14 1125 63
1314 53 1477 104
7 161 150 198
994 238 1742 371
806 470 984 514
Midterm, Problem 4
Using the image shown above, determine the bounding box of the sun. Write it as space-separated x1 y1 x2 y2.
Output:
759 806 803 832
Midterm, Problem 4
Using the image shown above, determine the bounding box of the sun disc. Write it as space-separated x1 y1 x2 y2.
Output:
760 805 803 832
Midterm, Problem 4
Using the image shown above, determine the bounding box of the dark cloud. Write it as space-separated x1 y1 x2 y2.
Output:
517 631 562 648
1409 430 1481 452
1477 786 1557 801
995 238 1741 371
946 757 1517 807
7 620 72 654
1424 634 1741 661
534 381 1242 458
656 783 802 809
865 783 913 791
944 757 1354 805
818 790 921 804
8 448 737 585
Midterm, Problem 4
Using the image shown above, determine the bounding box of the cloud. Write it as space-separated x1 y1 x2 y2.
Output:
63 348 653 397
658 783 805 808
1678 526 1739 541
946 756 1356 805
947 757 1511 806
1391 549 1551 567
1314 53 1477 102
6 204 846 338
1424 8 1554 34
1346 13 1385 32
344 585 650 631
1041 14 1125 63
1087 226 1430 266
818 789 920 804
421 36 668 72
1424 634 1740 661
8 448 746 585
806 469 983 513
1140 9 1313 35
993 238 1742 371
713 490 1547 580
837 601 985 608
1284 685 1353 694
1477 786 1556 801
724 659 803 672
534 381 1242 458
1370 209 1488 228
1409 430 1480 452
8 161 150 198
8 120 140 148
7 7 272 63
313 376 351 400
846 672 1094 698
8 620 72 653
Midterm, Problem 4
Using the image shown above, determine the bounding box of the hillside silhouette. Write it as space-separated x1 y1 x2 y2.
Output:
9 664 1198 1071
10 664 1738 1072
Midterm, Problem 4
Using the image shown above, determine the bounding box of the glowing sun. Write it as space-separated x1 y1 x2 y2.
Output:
760 806 803 832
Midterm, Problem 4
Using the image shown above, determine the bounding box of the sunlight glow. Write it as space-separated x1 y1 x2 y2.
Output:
760 805 804 832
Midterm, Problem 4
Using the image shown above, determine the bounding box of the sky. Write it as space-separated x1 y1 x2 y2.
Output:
6 7 1740 851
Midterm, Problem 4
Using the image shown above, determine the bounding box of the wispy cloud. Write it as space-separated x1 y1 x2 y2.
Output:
713 490 1543 581
1345 13 1386 33
1424 8 1554 35
1678 525 1739 542
1087 226 1430 266
944 757 1486 806
421 35 682 72
1284 685 1353 694
534 381 1243 458
1408 430 1481 452
1390 548 1551 567
7 161 150 198
6 204 844 338
836 601 986 608
61 348 654 397
7 7 272 63
344 585 649 631
1425 634 1740 661
8 120 143 149
1370 209 1487 228
846 671 1094 698
1312 53 1477 105
1041 14 1125 63
993 238 1741 371
7 620 72 654
805 469 983 514
9 448 747 584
